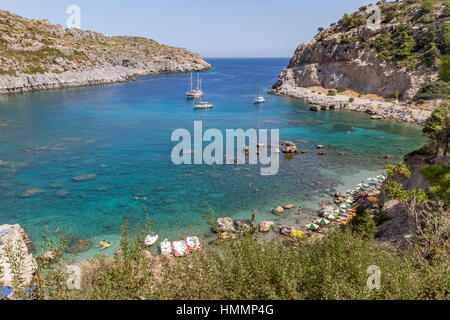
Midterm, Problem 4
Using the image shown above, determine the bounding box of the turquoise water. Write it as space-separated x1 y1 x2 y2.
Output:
0 58 425 259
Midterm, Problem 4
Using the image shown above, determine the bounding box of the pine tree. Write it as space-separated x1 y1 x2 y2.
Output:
423 100 450 156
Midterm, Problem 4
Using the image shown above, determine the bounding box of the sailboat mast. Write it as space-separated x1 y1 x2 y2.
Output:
190 72 193 91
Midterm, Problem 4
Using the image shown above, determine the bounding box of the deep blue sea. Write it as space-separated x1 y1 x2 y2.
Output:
0 58 425 259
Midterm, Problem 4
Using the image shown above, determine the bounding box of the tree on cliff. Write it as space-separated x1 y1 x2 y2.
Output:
440 55 449 81
423 100 450 156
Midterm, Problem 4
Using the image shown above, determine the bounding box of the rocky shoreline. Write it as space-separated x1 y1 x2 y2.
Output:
0 63 210 95
0 9 211 95
269 83 432 124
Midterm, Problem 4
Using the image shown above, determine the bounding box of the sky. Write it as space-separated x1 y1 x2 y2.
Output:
1 0 377 57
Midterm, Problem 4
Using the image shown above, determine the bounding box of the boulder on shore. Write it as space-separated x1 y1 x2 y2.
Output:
280 225 295 236
216 217 236 233
258 221 274 233
283 204 295 210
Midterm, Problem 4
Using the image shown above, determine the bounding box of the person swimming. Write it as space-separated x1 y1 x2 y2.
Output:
54 227 59 233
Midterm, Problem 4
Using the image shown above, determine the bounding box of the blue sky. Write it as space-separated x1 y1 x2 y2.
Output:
2 0 375 57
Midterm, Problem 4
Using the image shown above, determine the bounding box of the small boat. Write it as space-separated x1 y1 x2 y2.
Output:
160 239 171 255
186 73 203 98
185 236 202 252
253 89 265 104
144 232 159 246
172 240 188 257
193 95 213 109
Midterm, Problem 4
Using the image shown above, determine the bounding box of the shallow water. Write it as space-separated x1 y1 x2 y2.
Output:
0 58 425 260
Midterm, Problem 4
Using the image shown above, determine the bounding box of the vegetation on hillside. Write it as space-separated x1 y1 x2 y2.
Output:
422 100 450 155
317 0 449 71
0 10 205 75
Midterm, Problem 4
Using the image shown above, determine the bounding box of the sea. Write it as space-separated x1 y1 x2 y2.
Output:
0 58 426 260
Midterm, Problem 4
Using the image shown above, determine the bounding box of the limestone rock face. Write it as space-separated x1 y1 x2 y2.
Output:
0 224 37 287
272 36 438 100
271 2 444 101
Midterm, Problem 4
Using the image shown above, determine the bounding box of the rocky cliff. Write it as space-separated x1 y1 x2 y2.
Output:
377 153 449 248
0 224 36 288
273 0 449 100
0 10 211 94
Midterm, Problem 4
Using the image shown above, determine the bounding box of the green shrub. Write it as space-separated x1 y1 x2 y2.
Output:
421 164 450 204
349 97 355 103
351 206 378 240
339 13 366 30
391 91 401 100
421 0 435 13
415 81 450 100
336 86 348 93
440 55 449 81
327 90 336 96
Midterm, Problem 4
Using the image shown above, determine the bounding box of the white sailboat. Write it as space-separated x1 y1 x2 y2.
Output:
186 72 203 98
253 89 265 104
193 93 213 109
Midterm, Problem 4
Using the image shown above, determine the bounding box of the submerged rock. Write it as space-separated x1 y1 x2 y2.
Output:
63 234 93 254
272 206 285 215
72 173 96 182
56 189 70 198
19 188 44 198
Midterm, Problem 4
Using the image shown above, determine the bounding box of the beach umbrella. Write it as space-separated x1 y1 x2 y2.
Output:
305 223 319 230
345 198 354 204
367 177 377 182
334 208 346 214
376 175 386 181
367 196 380 203
340 203 352 209
324 212 338 220
316 218 330 225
